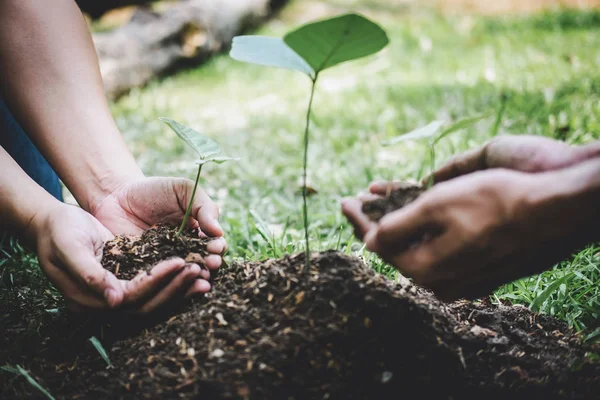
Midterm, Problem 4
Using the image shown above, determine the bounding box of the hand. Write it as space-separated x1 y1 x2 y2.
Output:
343 170 587 301
430 135 600 184
30 203 211 314
90 177 227 271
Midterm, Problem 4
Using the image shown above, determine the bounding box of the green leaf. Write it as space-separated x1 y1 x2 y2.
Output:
159 117 221 160
89 336 111 367
196 156 239 166
383 121 444 146
530 273 573 312
284 13 389 73
584 328 600 343
230 36 314 77
1 365 56 400
433 113 492 145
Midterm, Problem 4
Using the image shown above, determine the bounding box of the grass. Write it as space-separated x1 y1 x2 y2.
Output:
1 2 600 373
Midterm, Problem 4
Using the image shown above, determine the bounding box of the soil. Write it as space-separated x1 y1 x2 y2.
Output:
361 182 424 221
102 224 212 280
1 196 599 399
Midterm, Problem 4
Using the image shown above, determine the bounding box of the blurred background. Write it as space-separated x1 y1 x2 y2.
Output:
6 0 600 333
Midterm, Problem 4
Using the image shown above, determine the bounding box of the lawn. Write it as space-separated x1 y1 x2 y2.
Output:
2 0 600 354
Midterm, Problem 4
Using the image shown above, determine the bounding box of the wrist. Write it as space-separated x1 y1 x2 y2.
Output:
80 165 144 214
22 200 65 248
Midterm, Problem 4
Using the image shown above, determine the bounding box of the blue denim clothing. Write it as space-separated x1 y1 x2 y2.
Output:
0 96 62 251
0 96 63 201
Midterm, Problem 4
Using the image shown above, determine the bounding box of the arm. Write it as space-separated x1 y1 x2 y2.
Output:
0 0 142 212
0 145 124 309
0 0 225 267
343 159 600 301
0 146 212 313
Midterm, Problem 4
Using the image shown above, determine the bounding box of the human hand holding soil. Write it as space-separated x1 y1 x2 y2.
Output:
343 138 600 301
27 203 210 314
30 204 212 314
90 176 227 269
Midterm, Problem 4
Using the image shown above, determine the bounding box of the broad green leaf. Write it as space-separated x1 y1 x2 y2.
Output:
195 156 239 166
159 117 221 160
230 36 314 77
1 365 56 400
433 113 492 145
89 336 111 367
284 13 389 73
383 121 444 146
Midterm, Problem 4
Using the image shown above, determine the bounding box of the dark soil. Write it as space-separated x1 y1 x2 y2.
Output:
361 182 424 221
1 194 599 399
102 224 212 280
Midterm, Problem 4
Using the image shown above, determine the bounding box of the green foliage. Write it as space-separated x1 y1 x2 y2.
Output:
88 336 111 367
159 117 237 166
283 14 389 74
383 115 490 183
230 37 314 77
1 365 56 400
160 117 237 235
230 13 388 268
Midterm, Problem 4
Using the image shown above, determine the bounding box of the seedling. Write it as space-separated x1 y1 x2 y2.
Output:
160 117 238 236
383 114 492 186
230 13 389 269
1 365 56 400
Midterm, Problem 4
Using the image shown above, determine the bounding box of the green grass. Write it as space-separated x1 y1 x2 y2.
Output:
2 0 599 347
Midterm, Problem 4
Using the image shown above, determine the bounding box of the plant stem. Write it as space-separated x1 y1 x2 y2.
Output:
302 76 318 271
177 163 203 236
427 143 436 189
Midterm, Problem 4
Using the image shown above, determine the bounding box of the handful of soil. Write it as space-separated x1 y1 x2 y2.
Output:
102 224 213 280
361 181 424 221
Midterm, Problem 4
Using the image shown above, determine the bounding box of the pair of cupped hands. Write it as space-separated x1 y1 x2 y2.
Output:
343 135 600 301
29 177 227 315
35 135 599 313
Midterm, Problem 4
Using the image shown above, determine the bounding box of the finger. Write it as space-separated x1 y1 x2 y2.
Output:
137 264 204 314
58 245 123 308
431 146 487 184
199 268 210 280
205 254 222 270
366 200 442 254
368 181 404 196
341 198 377 241
390 229 469 285
185 279 212 298
192 189 223 238
46 263 110 310
122 258 185 304
357 192 381 203
206 237 227 255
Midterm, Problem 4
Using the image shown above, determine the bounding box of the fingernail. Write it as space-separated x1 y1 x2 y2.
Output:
104 288 120 308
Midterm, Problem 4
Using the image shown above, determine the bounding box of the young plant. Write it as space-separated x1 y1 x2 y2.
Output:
159 117 237 236
230 13 389 269
383 114 492 186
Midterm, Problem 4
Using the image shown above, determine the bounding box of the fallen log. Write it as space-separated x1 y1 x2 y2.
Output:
92 0 286 100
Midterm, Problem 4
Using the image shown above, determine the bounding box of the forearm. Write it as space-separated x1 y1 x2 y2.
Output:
0 147 61 244
0 0 143 213
527 156 600 244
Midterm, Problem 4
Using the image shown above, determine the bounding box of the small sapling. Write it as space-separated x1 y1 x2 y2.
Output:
160 117 237 236
383 115 491 186
230 13 389 269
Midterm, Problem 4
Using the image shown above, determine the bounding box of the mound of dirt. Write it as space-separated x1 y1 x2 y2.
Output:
2 234 598 399
2 186 599 399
